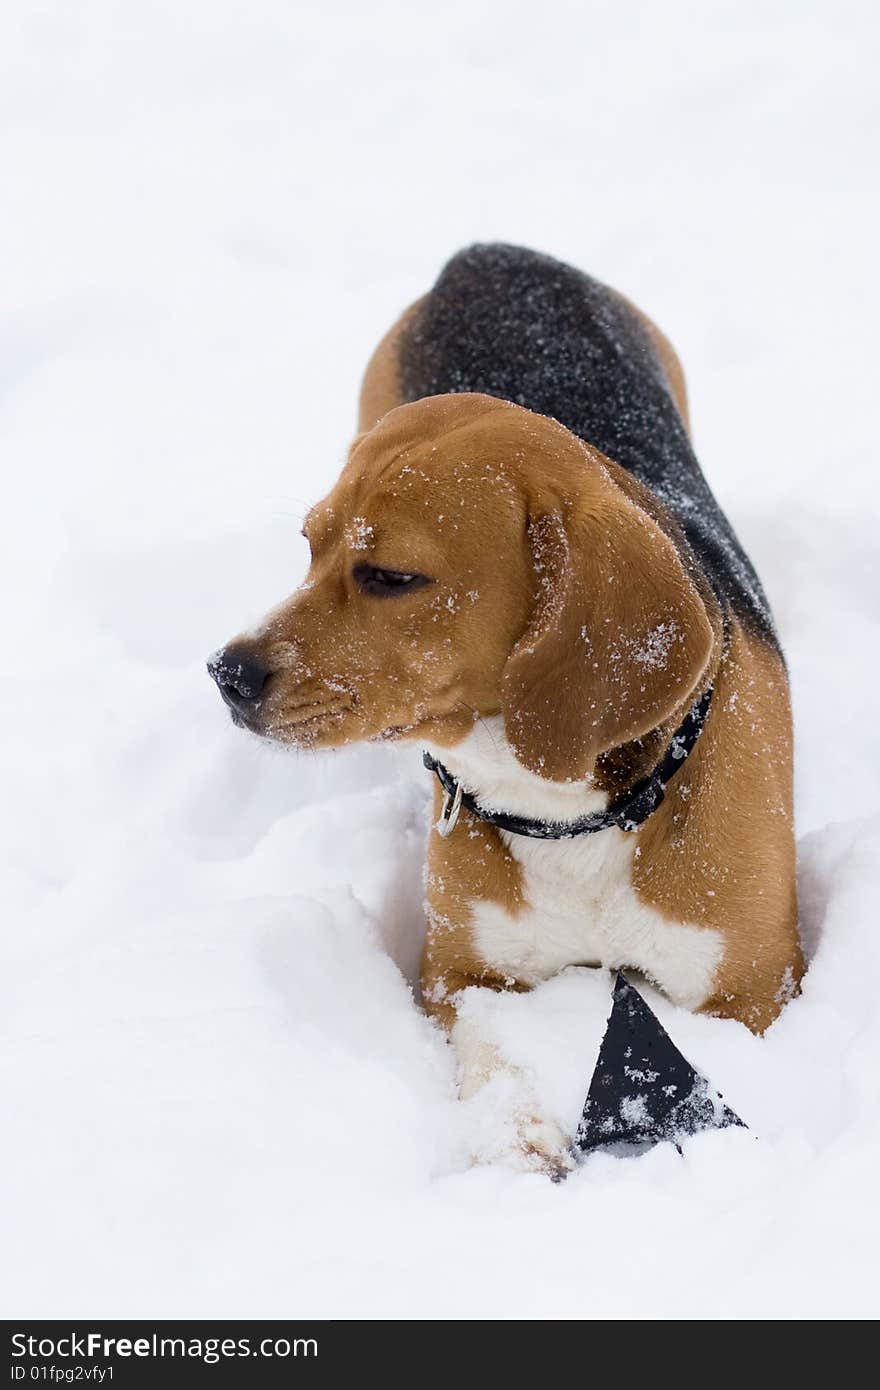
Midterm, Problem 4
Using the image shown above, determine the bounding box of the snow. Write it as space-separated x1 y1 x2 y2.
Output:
3 0 880 1320
629 621 680 672
345 517 374 551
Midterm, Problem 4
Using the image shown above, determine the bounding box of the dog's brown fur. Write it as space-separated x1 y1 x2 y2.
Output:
213 258 802 1172
225 383 800 1029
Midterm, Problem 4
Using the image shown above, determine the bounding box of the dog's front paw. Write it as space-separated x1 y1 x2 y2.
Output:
513 1111 576 1180
462 1077 575 1178
452 1015 576 1178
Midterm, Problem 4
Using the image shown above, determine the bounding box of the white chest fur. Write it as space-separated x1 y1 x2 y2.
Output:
424 718 722 1011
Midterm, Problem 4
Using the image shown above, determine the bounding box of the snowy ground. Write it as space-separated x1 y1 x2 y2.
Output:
3 1 879 1319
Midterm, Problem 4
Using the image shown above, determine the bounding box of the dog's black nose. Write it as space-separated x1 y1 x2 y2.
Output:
207 645 271 703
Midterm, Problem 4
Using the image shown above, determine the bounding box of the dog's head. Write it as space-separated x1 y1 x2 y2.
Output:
209 393 715 782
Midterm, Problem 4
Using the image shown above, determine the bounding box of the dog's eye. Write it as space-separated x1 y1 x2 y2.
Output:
353 564 431 597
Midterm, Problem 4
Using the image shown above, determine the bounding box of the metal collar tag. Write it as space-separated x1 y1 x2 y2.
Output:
436 780 463 837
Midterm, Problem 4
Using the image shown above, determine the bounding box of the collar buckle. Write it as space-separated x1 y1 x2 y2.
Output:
422 684 713 843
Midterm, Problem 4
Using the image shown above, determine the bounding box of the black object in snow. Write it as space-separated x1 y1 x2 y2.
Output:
575 973 746 1157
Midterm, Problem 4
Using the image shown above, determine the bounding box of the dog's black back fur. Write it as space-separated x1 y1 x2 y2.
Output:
398 243 775 643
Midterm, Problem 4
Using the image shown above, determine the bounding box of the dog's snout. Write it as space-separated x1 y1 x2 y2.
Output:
207 645 272 704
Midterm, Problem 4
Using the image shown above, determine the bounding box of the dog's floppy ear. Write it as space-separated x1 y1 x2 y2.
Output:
501 472 714 782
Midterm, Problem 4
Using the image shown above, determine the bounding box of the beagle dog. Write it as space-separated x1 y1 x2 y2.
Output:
209 244 802 1172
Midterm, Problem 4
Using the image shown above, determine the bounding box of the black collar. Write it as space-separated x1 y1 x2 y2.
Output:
422 685 713 840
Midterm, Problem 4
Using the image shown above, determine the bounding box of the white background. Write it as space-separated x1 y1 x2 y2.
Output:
2 0 879 1317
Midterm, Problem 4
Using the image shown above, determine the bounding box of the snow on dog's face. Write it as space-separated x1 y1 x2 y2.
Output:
211 395 536 753
209 392 714 779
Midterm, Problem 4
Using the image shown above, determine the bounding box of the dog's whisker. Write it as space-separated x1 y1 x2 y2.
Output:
449 699 502 754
